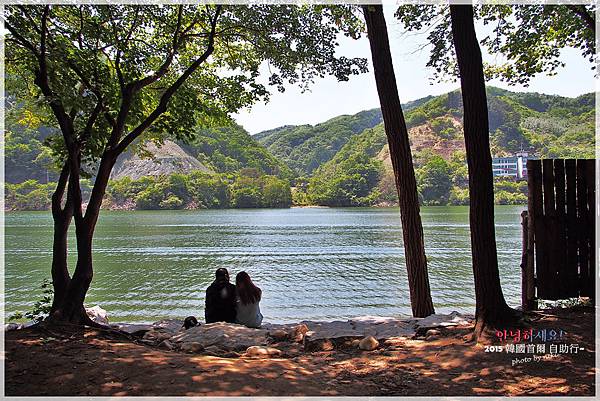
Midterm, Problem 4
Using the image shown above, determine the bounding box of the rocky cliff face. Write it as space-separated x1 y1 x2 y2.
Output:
111 140 213 180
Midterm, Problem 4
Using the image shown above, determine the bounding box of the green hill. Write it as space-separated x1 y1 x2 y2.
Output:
254 108 382 176
6 109 294 210
179 124 292 179
302 87 595 207
6 86 594 210
254 95 435 176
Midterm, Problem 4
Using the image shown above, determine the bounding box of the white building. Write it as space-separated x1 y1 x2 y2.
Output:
492 152 530 179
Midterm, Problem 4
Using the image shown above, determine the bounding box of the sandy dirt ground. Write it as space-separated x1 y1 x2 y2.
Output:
4 306 596 397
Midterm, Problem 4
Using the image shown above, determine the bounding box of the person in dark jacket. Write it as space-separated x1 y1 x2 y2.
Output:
205 268 237 323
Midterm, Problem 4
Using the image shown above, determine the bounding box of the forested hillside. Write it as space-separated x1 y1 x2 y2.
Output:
295 87 594 207
6 87 594 210
6 103 293 210
254 96 434 175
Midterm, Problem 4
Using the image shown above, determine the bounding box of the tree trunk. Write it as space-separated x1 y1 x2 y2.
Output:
449 5 518 338
50 164 73 314
53 225 95 324
363 5 435 318
48 152 115 326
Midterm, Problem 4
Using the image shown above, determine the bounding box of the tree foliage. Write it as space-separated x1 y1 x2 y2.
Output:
395 4 595 84
5 4 368 168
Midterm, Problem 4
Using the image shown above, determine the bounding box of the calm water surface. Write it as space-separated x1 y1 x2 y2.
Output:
5 206 525 323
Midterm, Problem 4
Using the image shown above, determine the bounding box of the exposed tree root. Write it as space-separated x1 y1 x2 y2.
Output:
472 306 525 343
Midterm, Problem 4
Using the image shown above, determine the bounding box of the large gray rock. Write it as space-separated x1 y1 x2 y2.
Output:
110 323 154 336
301 312 472 351
170 322 268 352
111 312 472 355
132 319 185 344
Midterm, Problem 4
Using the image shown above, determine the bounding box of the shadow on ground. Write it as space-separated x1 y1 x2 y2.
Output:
5 306 595 396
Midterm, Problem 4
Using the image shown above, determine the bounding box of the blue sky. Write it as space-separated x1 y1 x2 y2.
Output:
234 5 596 135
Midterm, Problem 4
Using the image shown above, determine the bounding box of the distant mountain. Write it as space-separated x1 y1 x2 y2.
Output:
254 108 382 176
6 85 593 209
254 95 435 176
304 87 595 206
7 117 291 184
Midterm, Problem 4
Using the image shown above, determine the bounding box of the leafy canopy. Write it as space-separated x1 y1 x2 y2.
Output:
395 4 595 84
5 5 367 168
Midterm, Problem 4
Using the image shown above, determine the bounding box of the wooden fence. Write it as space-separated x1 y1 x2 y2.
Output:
521 159 596 310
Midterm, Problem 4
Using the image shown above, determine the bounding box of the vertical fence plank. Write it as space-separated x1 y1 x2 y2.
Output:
521 211 528 309
528 160 545 299
565 159 579 297
576 159 589 297
585 159 595 299
521 210 536 310
542 159 558 299
553 159 567 298
526 161 537 310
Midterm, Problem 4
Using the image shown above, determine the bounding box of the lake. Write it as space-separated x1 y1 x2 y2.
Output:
4 206 526 323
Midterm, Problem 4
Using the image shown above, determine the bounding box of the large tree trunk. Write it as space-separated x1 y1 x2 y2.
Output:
48 152 115 326
50 164 73 314
449 5 518 338
53 225 95 324
363 5 435 318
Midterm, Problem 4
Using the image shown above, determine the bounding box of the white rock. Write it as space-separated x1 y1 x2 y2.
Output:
359 336 379 351
170 322 268 352
291 324 309 342
426 329 441 337
85 305 109 325
416 311 471 329
245 345 282 358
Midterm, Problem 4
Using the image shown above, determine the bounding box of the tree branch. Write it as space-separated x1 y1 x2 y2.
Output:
33 5 77 153
81 97 104 144
566 5 595 35
60 55 115 130
4 19 39 56
51 162 70 218
113 5 222 156
16 5 42 35
127 5 185 92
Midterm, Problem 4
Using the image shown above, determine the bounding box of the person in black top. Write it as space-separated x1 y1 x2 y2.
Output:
205 268 237 323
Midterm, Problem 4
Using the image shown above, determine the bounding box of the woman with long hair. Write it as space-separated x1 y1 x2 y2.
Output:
235 271 263 328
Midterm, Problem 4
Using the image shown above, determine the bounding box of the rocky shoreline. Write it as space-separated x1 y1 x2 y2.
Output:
6 306 472 358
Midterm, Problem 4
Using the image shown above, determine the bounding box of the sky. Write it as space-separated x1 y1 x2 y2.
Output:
233 5 596 135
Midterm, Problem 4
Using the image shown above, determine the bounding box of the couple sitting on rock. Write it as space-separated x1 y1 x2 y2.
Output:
204 268 263 329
